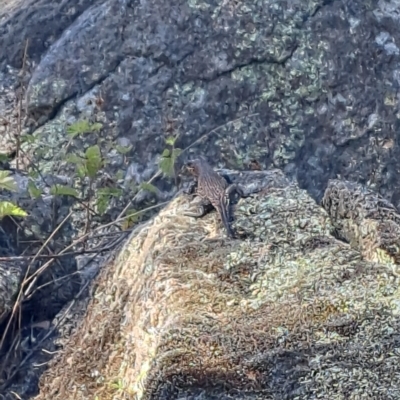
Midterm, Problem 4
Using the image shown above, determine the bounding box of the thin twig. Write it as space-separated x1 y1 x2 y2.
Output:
116 113 259 220
25 231 128 300
182 113 259 153
0 199 168 343
0 211 72 352
0 230 131 261
84 178 93 237
15 39 29 171
0 278 92 391
116 170 162 221
23 270 81 301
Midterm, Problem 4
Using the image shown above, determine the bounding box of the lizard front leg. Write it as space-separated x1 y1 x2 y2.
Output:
183 197 213 218
182 180 198 196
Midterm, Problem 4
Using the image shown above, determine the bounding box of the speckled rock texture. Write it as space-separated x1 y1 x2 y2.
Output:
31 170 400 400
2 0 400 398
2 0 400 203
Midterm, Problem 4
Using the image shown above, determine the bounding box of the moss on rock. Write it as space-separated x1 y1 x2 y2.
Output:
34 170 400 399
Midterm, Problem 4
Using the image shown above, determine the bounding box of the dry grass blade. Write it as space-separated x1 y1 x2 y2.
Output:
24 270 82 301
0 278 92 392
0 210 73 353
15 39 29 170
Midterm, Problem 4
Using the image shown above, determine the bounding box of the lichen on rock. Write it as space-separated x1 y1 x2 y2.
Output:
323 179 400 264
33 170 400 399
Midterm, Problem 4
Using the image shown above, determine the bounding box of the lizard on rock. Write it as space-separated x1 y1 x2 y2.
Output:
182 157 246 238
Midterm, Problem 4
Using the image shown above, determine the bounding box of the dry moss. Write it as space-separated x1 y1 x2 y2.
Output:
33 173 400 399
323 179 400 264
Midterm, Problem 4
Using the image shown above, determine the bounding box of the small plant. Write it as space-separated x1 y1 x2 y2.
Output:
0 170 27 219
159 136 182 177
27 181 42 199
0 170 17 192
66 120 103 139
0 201 27 219
84 145 103 179
96 187 123 216
67 144 104 232
109 378 124 391
66 145 103 180
58 120 104 166
121 208 142 230
50 184 79 198
107 376 134 396
139 182 158 194
115 144 133 155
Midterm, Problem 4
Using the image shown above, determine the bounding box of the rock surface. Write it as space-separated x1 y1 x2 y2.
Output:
2 0 400 398
31 169 400 400
2 0 400 202
323 179 400 264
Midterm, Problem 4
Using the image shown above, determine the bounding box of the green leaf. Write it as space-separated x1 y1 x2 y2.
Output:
0 170 17 192
115 144 133 155
139 182 158 194
66 154 84 165
67 120 103 138
20 135 37 144
85 145 102 179
90 122 103 132
98 187 123 197
171 147 182 161
67 120 92 138
159 157 174 177
28 181 42 199
161 148 170 157
0 201 27 218
165 136 176 146
77 165 86 179
0 153 11 163
96 188 122 216
50 184 79 198
28 170 39 179
158 147 182 177
96 195 110 216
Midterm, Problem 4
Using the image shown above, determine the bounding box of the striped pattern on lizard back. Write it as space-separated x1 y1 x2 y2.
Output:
185 158 233 237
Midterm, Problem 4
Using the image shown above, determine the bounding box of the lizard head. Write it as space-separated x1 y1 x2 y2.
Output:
184 159 202 176
184 156 213 177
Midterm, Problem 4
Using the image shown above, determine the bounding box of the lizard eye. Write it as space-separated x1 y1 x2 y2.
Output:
184 162 194 173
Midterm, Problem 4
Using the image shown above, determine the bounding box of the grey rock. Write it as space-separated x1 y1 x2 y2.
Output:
3 0 400 397
31 170 400 400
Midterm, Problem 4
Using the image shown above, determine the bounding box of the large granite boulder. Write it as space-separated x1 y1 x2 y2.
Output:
31 169 400 399
1 0 400 203
2 0 400 398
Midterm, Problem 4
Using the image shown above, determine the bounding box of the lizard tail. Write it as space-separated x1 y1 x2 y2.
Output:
217 199 234 238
